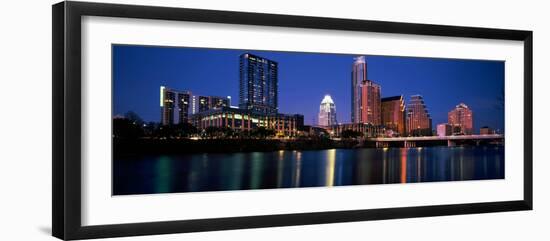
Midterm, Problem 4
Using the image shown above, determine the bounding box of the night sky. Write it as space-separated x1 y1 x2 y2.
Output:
113 45 505 133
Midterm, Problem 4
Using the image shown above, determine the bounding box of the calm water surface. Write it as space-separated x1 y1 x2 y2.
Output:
113 146 504 195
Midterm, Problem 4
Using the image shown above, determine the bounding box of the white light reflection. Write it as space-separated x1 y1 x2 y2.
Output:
325 149 336 187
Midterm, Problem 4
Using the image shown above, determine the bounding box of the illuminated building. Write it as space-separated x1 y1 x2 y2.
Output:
448 103 473 135
177 91 192 123
191 107 303 137
381 95 406 136
196 96 210 113
161 86 229 125
351 56 381 125
191 95 230 114
406 95 432 136
318 95 338 127
239 53 278 114
328 123 385 138
160 86 176 125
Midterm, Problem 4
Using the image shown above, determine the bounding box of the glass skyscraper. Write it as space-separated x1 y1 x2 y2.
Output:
239 53 278 114
351 56 381 125
318 94 337 127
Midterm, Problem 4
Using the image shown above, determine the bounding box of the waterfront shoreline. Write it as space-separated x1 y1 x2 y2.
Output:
114 138 362 157
113 138 502 157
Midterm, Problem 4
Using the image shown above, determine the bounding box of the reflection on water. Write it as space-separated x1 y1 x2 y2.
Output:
113 146 504 195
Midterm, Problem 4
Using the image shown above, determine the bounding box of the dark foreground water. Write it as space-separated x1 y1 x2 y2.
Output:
113 146 504 195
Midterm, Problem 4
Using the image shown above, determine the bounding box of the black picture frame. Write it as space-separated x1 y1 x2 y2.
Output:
52 1 533 240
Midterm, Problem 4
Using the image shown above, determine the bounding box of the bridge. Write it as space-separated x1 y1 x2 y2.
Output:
368 134 504 148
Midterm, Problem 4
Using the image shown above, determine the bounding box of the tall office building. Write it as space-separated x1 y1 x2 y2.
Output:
177 91 192 123
160 86 176 125
351 56 366 123
318 95 337 127
448 103 473 135
161 86 229 125
239 53 278 114
351 56 381 125
196 96 210 113
381 95 406 136
406 95 432 136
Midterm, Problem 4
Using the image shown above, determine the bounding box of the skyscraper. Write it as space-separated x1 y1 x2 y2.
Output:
351 56 381 125
161 86 229 125
448 103 473 135
406 95 432 136
197 96 210 113
318 95 337 127
239 53 278 114
381 95 406 136
177 91 192 123
160 86 176 125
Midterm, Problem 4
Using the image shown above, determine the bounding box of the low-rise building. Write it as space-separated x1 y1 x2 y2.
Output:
480 126 496 135
191 107 303 137
437 123 452 137
328 123 385 138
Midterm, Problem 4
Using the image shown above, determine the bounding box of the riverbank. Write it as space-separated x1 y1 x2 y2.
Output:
114 138 368 157
113 138 503 157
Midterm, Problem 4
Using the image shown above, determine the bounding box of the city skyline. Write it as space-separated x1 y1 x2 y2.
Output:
113 45 505 133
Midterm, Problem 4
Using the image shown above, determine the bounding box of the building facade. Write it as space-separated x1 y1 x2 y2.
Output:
351 56 367 123
318 95 338 127
161 86 230 125
406 95 432 136
177 91 192 123
328 123 385 138
191 95 230 114
351 56 381 125
437 123 452 137
480 126 495 135
381 95 406 136
191 107 303 137
160 86 177 125
239 53 278 114
448 103 473 135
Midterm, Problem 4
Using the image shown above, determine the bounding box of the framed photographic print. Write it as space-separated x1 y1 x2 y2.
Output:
52 1 533 240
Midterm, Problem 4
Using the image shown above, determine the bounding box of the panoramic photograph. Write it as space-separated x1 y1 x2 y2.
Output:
112 45 505 195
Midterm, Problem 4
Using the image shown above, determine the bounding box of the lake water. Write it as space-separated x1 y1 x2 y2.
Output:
113 146 504 195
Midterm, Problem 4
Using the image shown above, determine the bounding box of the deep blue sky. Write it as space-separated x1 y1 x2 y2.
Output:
113 45 505 133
